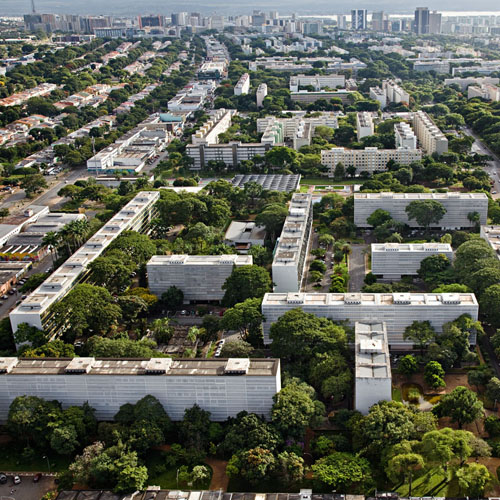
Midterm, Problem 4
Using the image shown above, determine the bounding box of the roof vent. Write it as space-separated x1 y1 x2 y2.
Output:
224 358 250 375
65 357 95 374
145 358 172 375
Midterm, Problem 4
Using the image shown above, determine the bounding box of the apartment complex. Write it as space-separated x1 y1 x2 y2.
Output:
290 90 355 104
413 60 450 74
234 73 250 95
354 192 488 229
444 76 500 91
468 83 500 101
369 86 387 108
394 122 417 149
355 322 392 414
356 112 375 140
382 80 410 105
261 292 479 346
371 243 454 279
256 83 268 107
412 110 448 154
0 357 281 422
289 74 345 92
272 193 313 293
321 147 422 176
9 191 160 334
147 254 252 302
191 109 235 146
480 225 500 259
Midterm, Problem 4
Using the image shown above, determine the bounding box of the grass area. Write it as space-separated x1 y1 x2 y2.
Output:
145 450 212 490
392 386 402 402
299 185 310 193
395 469 459 497
0 447 71 472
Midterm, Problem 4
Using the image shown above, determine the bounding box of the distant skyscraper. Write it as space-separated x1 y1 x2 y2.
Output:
371 11 385 31
351 9 367 30
138 15 164 29
171 12 187 26
337 14 348 29
429 11 442 34
414 7 430 34
269 11 279 20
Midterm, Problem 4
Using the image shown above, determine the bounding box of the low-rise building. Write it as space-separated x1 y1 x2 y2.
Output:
371 242 453 279
468 83 500 101
354 192 488 229
413 60 450 73
272 193 313 293
413 110 448 155
261 292 479 346
480 225 500 259
225 221 266 253
355 322 392 414
0 262 32 295
321 147 422 176
290 89 355 104
234 73 250 95
289 74 345 92
147 254 253 302
231 174 301 193
356 112 375 140
0 357 281 422
394 122 417 149
444 76 500 91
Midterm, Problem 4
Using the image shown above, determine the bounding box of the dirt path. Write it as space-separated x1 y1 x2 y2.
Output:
205 457 229 491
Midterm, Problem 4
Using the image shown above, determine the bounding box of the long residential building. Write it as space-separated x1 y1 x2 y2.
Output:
289 74 345 92
234 73 250 95
382 80 410 105
444 76 500 91
191 109 235 146
261 292 479 346
355 322 392 414
0 83 57 107
9 191 160 335
371 243 454 279
147 254 252 302
272 193 313 293
290 90 355 104
413 110 448 154
321 147 422 176
0 357 281 422
480 225 500 259
394 122 417 149
468 83 500 101
354 192 488 229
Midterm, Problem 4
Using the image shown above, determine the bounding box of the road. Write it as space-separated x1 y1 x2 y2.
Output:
0 474 55 500
463 126 500 198
348 244 367 292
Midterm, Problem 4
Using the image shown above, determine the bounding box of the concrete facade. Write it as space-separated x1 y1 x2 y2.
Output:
354 192 488 229
356 112 374 141
394 122 417 149
261 292 479 346
413 110 448 155
289 74 345 92
480 225 500 259
0 357 281 422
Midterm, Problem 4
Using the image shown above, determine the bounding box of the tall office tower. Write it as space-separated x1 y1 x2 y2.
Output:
351 9 367 30
429 11 442 34
252 10 266 26
371 11 385 31
138 15 164 28
171 12 187 26
414 7 430 34
269 11 279 20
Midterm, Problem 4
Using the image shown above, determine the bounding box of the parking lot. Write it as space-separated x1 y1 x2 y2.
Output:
0 474 55 500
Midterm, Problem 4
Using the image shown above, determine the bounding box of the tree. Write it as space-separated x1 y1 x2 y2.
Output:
161 286 184 309
21 174 47 198
405 200 446 230
272 380 325 439
404 321 435 355
399 355 418 377
480 284 500 326
385 453 425 496
255 204 288 240
310 259 327 273
0 208 9 220
222 265 271 307
178 404 212 453
275 451 304 484
418 254 452 284
88 256 132 293
227 447 276 484
424 361 446 389
367 209 392 227
50 425 79 455
108 231 156 265
486 377 500 404
334 162 345 180
13 322 45 347
191 465 210 485
435 386 483 429
467 365 493 392
270 308 346 366
219 339 254 357
311 452 372 491
456 463 491 497
221 298 264 344
149 318 173 344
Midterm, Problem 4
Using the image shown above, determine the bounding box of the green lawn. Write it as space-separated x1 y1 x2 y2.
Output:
395 469 459 497
0 447 71 472
145 450 212 490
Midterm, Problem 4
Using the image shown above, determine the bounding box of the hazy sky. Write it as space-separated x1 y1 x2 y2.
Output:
1 0 500 16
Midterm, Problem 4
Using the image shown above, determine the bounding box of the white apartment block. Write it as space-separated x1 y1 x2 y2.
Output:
355 322 392 414
147 254 252 302
382 80 410 105
321 147 422 176
413 110 448 155
256 83 268 107
354 192 488 229
369 86 387 108
413 60 450 74
0 357 281 422
480 225 500 260
371 243 453 279
394 122 417 149
444 76 500 91
9 191 160 334
289 74 345 92
356 112 375 141
261 292 479 346
272 193 313 293
191 109 236 146
468 83 500 101
234 73 250 95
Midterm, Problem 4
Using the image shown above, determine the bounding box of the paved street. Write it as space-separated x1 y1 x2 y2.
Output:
349 244 367 292
0 474 55 500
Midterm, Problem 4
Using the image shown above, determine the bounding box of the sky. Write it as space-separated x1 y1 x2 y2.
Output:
1 0 500 16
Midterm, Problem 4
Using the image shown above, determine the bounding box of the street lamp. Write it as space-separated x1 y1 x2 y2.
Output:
42 455 51 474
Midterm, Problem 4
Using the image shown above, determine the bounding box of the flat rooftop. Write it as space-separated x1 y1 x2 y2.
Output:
355 322 391 379
355 192 487 200
372 243 452 253
231 174 301 193
148 254 252 266
0 357 279 377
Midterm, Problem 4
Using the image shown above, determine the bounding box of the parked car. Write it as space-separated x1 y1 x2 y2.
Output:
1 295 7 300
0 473 6 484
33 473 42 482
13 475 21 485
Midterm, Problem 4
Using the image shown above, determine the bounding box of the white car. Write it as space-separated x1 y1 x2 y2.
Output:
13 475 21 485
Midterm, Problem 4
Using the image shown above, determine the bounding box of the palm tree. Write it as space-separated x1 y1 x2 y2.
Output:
42 231 61 265
341 243 352 264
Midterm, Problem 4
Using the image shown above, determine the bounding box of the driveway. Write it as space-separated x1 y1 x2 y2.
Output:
349 244 367 292
0 474 55 500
